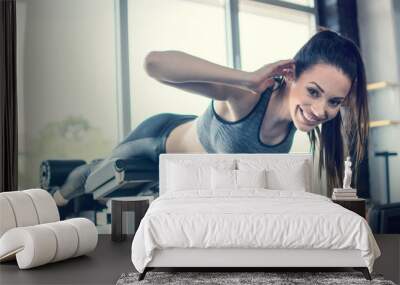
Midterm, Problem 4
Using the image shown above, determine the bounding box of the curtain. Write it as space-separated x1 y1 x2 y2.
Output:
0 0 18 192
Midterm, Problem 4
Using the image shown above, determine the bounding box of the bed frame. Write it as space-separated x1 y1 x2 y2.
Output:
138 154 372 280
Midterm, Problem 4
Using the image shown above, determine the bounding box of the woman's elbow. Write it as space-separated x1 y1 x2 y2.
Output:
143 51 161 76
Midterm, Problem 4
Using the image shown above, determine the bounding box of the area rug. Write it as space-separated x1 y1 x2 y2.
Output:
116 271 396 285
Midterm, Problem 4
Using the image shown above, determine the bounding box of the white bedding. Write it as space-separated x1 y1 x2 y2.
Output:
131 190 381 273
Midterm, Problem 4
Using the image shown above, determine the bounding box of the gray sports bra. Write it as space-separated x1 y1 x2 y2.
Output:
196 85 296 153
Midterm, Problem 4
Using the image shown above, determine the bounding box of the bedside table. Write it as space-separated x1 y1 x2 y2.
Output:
332 198 366 218
111 196 154 242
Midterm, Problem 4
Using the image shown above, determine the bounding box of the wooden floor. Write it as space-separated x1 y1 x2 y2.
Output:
0 234 399 285
373 234 400 284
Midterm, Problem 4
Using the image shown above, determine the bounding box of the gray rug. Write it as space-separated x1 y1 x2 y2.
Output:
116 271 396 285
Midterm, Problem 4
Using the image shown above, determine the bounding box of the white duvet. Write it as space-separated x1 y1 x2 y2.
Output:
131 190 381 273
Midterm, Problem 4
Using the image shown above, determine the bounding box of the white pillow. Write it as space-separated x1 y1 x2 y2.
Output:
166 159 235 192
167 163 208 191
236 169 267 188
211 169 267 190
237 158 309 191
265 162 307 191
211 168 236 190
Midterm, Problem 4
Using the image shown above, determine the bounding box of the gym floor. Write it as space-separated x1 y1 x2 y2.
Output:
0 235 399 285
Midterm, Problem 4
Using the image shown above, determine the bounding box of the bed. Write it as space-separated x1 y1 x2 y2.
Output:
131 153 381 281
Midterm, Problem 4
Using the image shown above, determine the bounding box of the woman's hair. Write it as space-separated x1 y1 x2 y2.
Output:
286 30 369 196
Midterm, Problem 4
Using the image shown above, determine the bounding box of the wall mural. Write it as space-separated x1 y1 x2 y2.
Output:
16 0 399 235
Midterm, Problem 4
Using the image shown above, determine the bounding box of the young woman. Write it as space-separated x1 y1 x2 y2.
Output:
52 30 368 206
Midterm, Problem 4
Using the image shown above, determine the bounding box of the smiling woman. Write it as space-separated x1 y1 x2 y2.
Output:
290 65 351 130
290 31 369 195
53 30 368 203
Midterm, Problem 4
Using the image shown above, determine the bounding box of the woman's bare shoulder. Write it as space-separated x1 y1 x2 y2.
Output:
214 90 261 122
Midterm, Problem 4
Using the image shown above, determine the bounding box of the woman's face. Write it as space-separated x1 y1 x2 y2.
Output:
287 63 352 132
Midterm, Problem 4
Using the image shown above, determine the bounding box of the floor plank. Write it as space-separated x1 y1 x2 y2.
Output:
373 234 400 284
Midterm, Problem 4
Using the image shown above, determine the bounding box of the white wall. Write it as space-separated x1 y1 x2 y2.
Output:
357 0 400 203
16 0 118 188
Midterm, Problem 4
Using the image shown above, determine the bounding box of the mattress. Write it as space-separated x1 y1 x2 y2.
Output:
131 190 381 273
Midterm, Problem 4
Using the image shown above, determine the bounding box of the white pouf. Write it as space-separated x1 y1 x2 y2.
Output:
24 189 60 223
0 189 98 269
0 218 98 269
0 191 39 227
0 196 17 237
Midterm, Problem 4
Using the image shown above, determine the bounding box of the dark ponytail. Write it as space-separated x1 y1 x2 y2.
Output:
291 30 369 196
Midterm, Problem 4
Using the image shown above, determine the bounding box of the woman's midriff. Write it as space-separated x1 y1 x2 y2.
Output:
165 118 207 153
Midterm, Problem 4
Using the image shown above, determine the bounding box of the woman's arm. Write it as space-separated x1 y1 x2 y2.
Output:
144 50 255 101
144 51 295 100
151 80 252 101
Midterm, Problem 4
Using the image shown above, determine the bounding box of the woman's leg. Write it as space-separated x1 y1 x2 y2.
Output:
55 113 197 203
54 160 102 203
91 113 198 169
